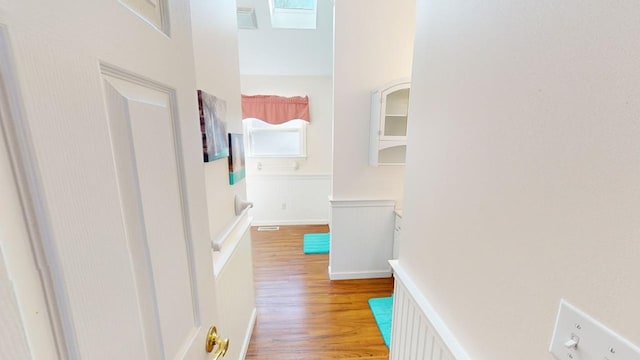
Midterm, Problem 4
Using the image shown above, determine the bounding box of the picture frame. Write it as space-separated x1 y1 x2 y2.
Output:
197 90 229 162
228 133 246 185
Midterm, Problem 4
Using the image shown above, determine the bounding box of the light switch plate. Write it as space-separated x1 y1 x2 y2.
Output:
550 300 640 360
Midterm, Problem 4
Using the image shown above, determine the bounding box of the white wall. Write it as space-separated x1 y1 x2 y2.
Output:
190 2 256 358
247 174 331 226
236 0 333 76
401 1 640 359
241 75 332 225
332 0 416 207
191 0 247 238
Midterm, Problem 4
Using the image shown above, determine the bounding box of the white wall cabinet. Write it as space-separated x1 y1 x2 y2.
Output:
370 80 411 166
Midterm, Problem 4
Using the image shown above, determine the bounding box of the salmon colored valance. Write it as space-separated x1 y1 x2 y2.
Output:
241 94 310 124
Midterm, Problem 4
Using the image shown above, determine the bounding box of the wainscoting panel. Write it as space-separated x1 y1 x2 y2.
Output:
390 260 470 360
329 198 395 280
246 174 331 226
212 210 256 360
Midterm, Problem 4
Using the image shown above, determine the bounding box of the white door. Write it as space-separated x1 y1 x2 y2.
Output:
0 1 220 359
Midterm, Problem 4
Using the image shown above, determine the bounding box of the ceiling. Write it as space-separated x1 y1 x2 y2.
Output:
236 0 334 76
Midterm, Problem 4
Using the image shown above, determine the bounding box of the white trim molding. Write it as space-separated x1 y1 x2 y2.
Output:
251 219 328 226
389 260 471 360
248 173 331 180
239 308 257 360
328 197 396 208
328 269 391 280
211 210 252 277
211 207 251 252
0 24 73 359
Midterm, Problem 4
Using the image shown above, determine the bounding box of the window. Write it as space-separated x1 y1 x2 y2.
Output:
273 0 315 10
244 118 307 158
268 0 317 29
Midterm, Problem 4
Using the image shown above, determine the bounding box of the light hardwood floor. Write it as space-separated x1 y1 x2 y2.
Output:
245 224 394 360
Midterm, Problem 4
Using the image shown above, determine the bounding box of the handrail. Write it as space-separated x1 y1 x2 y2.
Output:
211 206 251 252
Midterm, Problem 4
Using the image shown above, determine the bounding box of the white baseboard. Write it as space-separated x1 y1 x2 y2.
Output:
251 219 328 226
239 307 257 360
328 269 392 280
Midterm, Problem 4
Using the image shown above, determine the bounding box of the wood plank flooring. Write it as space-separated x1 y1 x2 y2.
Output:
245 225 394 360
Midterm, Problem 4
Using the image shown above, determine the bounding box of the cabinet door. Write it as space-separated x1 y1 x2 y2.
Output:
370 81 410 166
381 85 410 140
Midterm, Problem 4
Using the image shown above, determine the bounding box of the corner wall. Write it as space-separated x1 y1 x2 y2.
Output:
401 1 640 359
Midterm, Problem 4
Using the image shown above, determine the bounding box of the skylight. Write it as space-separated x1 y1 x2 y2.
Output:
269 0 317 30
274 0 315 10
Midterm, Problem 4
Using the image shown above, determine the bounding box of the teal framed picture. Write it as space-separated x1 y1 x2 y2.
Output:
228 133 245 185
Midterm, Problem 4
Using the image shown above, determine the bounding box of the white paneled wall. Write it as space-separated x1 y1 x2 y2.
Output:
390 261 470 360
392 282 455 360
211 210 256 360
246 174 331 226
329 199 395 279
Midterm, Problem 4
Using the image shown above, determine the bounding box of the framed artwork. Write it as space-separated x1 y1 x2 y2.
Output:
228 133 246 185
197 90 229 162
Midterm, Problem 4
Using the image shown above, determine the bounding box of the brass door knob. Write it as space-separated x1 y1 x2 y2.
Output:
206 326 229 359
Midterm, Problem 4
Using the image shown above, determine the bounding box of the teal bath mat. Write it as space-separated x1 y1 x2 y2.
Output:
303 233 330 254
368 295 394 348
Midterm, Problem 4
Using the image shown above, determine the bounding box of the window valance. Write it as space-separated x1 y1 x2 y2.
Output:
241 94 310 125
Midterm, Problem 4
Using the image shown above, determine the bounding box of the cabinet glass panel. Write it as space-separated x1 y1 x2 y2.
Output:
370 81 410 166
384 115 408 136
385 88 410 114
384 88 410 137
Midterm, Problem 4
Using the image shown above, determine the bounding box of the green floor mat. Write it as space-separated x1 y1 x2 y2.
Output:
368 295 394 348
303 232 330 254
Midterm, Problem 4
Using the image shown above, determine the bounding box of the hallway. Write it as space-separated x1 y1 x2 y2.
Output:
246 225 394 359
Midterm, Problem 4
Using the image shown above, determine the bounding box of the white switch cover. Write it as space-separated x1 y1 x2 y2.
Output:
550 299 640 360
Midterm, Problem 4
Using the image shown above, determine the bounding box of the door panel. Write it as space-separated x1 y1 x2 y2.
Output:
0 1 217 359
120 0 169 33
127 99 195 360
102 70 199 359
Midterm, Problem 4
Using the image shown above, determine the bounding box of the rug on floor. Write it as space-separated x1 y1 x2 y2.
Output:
303 232 330 254
368 295 393 348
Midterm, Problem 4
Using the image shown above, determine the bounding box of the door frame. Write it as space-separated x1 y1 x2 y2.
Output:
0 24 72 359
